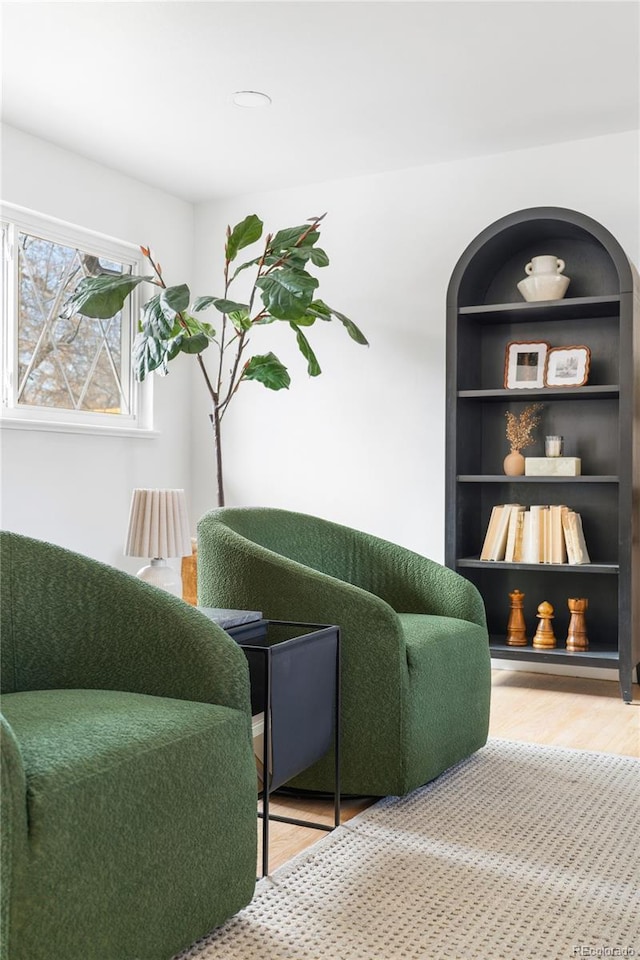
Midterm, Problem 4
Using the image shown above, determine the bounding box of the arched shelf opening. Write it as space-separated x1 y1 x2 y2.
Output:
447 206 633 308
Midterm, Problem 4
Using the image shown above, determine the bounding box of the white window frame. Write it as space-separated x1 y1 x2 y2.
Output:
0 203 155 437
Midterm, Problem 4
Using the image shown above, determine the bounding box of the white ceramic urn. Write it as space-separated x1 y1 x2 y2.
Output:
517 255 570 302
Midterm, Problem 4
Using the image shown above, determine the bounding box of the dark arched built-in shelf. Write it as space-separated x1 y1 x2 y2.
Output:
445 206 639 703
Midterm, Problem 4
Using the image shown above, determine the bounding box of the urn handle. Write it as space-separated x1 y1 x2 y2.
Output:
556 258 565 274
525 261 534 275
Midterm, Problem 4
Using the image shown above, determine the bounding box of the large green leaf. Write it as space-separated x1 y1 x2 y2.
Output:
305 298 332 320
242 352 291 390
282 246 327 269
284 249 313 267
181 314 216 339
226 215 263 262
133 332 169 381
140 294 173 339
270 225 319 252
133 322 209 381
330 308 369 345
66 274 152 319
302 299 368 343
228 308 252 332
166 334 184 361
214 298 250 315
193 295 249 315
179 332 209 354
308 246 329 267
291 324 321 376
193 295 219 312
160 284 190 319
256 267 319 320
291 313 316 327
231 252 285 281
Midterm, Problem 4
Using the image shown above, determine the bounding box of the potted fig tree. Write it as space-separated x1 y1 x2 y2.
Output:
66 213 367 505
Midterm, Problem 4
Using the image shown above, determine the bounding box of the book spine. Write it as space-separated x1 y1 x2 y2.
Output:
562 510 590 565
512 510 526 563
521 511 535 564
526 505 547 564
504 506 525 563
480 505 502 561
569 511 591 564
549 505 568 564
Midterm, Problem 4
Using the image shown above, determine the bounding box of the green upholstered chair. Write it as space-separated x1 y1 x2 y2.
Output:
197 507 491 798
0 531 257 960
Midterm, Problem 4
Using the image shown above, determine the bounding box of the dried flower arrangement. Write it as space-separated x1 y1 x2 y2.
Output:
505 403 543 452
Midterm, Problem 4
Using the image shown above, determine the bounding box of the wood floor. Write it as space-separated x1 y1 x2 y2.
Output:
259 670 639 874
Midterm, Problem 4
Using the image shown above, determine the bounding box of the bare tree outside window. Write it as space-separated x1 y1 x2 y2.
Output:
15 231 132 415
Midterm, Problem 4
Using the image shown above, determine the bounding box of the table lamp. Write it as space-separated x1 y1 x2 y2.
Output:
124 488 192 596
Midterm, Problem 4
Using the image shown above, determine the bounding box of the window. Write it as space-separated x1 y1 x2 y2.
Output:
1 206 152 434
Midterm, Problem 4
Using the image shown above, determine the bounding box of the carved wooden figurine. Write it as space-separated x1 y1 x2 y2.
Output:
506 589 528 645
533 600 556 649
566 597 589 650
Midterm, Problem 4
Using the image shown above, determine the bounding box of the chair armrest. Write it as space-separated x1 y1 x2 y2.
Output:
1 533 250 712
360 535 487 627
1 713 28 956
197 516 405 666
238 512 486 629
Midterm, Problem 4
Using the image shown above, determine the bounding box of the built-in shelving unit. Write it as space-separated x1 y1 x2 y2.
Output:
445 207 639 702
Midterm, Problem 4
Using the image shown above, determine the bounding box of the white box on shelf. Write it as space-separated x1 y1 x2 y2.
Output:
525 457 581 476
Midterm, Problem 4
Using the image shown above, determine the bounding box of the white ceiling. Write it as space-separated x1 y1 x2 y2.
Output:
1 1 638 203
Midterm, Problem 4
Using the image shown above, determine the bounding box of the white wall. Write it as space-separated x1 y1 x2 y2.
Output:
0 125 195 571
192 131 639 564
2 125 638 585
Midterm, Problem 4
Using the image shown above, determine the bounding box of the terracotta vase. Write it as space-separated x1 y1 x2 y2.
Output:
503 450 525 476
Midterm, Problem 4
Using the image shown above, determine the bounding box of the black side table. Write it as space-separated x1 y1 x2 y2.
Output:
198 609 341 877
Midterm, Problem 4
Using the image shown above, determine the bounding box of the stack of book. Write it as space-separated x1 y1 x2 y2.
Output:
480 503 591 564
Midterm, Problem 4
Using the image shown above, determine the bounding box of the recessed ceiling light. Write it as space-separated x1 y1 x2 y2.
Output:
232 90 272 109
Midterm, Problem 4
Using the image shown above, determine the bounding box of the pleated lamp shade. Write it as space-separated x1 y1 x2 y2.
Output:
124 489 192 596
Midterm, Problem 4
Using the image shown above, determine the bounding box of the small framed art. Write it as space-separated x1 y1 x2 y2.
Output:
545 345 591 387
504 341 549 389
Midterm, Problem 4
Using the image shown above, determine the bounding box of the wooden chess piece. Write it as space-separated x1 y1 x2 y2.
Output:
506 589 528 645
566 597 589 650
533 600 556 648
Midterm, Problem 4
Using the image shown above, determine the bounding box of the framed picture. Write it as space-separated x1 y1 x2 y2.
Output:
504 341 549 389
545 345 591 387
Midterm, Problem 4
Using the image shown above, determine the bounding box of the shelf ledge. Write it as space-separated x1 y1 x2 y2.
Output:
458 295 621 324
457 558 619 574
457 386 619 401
489 642 619 665
457 475 619 483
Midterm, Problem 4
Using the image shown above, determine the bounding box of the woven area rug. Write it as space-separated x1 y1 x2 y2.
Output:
174 739 639 960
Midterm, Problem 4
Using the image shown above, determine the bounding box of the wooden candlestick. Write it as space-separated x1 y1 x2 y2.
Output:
533 600 556 648
566 597 589 650
506 589 528 645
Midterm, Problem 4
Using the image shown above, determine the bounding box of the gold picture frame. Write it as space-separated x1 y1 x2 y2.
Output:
504 340 550 389
545 345 591 387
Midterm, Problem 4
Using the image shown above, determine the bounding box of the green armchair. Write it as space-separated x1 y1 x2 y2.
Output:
0 531 257 960
197 507 491 797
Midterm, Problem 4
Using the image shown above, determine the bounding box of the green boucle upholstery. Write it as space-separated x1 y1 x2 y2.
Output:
197 507 491 797
0 531 257 960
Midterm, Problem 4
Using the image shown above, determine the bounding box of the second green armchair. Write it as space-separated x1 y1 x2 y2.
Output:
197 507 491 797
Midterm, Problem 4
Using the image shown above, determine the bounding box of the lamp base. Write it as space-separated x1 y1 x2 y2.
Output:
136 558 182 597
